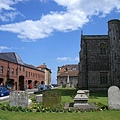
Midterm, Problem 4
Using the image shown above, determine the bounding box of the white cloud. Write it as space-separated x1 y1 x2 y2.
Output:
0 0 28 11
0 46 25 52
0 0 27 22
57 57 70 61
0 11 24 22
0 0 120 41
0 46 12 51
56 57 79 62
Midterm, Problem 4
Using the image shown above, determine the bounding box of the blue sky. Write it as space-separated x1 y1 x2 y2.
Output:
0 0 120 84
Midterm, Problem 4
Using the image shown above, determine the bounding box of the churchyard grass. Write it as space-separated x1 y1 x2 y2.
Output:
0 88 120 120
0 109 120 120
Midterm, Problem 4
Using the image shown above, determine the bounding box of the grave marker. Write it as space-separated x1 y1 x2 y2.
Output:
108 86 120 110
9 91 32 108
43 91 61 108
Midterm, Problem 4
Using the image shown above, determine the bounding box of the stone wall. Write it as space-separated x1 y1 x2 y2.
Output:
79 35 110 90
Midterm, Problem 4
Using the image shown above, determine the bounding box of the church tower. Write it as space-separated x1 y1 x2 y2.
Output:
108 19 120 85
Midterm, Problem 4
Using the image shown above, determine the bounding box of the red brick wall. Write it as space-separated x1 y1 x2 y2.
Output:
0 59 45 90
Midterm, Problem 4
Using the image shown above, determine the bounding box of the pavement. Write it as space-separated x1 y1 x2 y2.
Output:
0 95 9 103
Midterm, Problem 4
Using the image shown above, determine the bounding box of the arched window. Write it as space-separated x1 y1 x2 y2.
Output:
99 43 107 55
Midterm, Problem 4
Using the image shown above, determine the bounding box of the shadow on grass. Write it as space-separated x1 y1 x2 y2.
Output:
90 91 107 97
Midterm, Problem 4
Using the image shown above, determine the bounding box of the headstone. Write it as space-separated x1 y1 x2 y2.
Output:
108 86 120 110
43 91 61 108
9 91 32 108
73 90 89 109
36 94 43 103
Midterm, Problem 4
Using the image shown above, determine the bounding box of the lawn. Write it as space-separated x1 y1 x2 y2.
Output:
0 88 120 120
0 110 120 120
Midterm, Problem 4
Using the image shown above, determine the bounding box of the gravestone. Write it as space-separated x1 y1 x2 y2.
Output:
108 86 120 110
9 91 32 108
83 90 89 97
73 90 89 109
43 91 61 108
36 94 43 103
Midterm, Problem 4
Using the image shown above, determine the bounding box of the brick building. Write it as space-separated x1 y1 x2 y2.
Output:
0 52 45 90
37 63 52 85
57 64 78 87
78 19 120 91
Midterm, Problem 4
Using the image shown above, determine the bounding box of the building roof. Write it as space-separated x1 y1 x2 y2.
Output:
57 70 78 77
0 52 23 64
37 64 52 73
0 52 44 72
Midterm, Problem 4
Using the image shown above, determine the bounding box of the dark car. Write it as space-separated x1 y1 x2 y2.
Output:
0 86 10 97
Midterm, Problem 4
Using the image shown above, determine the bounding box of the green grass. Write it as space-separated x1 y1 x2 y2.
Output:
89 91 108 105
0 110 120 120
0 88 120 120
50 88 77 103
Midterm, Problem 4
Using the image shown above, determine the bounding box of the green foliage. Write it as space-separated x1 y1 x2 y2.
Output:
0 88 114 113
29 93 36 102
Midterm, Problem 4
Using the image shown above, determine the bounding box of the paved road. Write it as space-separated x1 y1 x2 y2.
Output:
26 88 38 93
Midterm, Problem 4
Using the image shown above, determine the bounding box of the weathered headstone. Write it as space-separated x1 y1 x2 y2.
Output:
9 91 32 108
43 91 61 108
108 86 120 110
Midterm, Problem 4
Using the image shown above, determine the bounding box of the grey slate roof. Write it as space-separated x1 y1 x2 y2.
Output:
0 52 42 71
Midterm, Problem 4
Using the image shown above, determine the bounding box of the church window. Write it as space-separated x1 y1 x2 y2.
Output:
99 43 107 55
100 72 108 84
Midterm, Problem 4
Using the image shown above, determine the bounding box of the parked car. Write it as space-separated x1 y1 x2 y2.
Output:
38 84 47 91
0 86 10 97
46 85 54 89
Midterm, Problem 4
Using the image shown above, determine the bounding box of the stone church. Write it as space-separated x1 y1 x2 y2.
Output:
78 19 120 91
